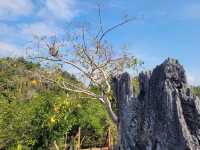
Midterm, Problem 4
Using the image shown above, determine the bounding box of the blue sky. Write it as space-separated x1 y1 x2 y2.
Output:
0 0 200 85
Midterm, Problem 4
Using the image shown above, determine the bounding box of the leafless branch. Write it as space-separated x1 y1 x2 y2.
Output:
95 4 104 39
98 17 136 42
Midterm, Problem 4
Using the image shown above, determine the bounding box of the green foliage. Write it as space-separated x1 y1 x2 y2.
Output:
0 58 113 149
0 98 38 149
193 86 200 98
132 77 140 96
0 57 40 102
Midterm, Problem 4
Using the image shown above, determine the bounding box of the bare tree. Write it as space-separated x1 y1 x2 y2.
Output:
29 6 142 124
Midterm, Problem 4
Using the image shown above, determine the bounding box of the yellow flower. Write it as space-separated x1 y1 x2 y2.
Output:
50 116 56 123
108 95 113 101
31 80 38 85
54 105 59 112
77 104 81 108
17 144 22 150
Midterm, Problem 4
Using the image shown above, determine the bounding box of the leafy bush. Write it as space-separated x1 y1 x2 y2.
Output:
0 58 114 149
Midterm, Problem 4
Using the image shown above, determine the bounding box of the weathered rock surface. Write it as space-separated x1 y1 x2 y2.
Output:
113 58 200 150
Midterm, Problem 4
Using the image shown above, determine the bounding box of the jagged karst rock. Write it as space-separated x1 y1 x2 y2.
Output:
113 58 200 150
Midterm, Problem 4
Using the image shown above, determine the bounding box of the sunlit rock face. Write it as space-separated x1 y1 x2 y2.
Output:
113 58 200 150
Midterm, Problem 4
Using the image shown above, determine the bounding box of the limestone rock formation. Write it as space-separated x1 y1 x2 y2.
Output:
113 58 200 150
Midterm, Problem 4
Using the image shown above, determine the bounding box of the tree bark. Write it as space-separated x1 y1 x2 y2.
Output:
113 58 200 150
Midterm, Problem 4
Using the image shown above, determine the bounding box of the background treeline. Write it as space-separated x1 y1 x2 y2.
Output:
193 86 200 98
0 58 116 149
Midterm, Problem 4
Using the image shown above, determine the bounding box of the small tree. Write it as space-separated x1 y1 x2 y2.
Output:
29 7 142 124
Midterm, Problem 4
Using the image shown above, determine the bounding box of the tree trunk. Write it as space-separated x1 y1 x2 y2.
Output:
113 58 200 150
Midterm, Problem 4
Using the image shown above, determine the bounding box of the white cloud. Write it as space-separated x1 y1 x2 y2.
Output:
20 22 64 37
0 23 21 40
0 23 15 33
38 0 78 21
0 21 65 43
0 21 65 58
0 0 78 21
183 3 200 19
0 0 79 58
0 42 24 57
0 0 33 20
187 72 200 86
0 21 64 40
